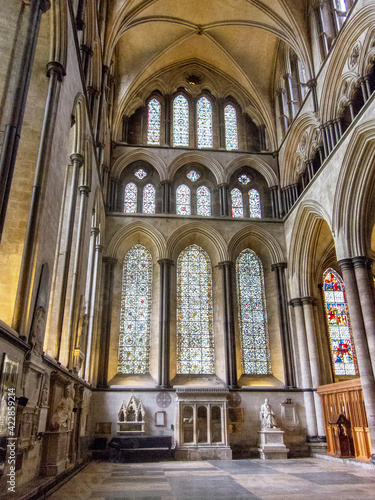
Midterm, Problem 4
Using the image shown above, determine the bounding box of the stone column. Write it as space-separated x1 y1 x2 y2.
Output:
161 181 171 214
219 261 238 389
84 234 102 382
97 257 116 388
307 79 318 112
283 73 295 120
339 258 375 461
271 263 295 388
218 184 229 217
158 259 173 388
270 186 279 219
67 180 91 369
0 0 51 239
301 297 325 436
12 60 65 335
290 299 318 437
352 256 375 377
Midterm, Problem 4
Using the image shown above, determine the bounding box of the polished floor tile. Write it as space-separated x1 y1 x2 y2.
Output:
47 458 375 500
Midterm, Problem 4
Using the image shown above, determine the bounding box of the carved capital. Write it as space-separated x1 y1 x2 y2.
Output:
46 61 66 80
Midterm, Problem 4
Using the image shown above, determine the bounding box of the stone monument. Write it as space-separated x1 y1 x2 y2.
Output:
258 398 289 459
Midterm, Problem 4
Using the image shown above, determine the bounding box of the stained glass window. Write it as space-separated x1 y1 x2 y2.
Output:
197 96 213 148
173 95 189 147
177 245 214 374
142 183 155 214
197 186 211 216
147 98 161 145
118 245 152 374
238 174 250 185
176 184 191 215
236 249 271 374
124 182 137 213
224 104 238 150
187 170 200 182
231 188 243 218
135 168 147 180
249 189 261 218
322 268 358 375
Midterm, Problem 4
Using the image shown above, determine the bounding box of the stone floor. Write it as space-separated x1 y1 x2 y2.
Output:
47 458 375 500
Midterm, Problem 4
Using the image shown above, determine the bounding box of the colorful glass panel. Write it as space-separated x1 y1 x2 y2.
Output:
249 189 261 218
147 98 161 145
224 104 238 150
177 245 214 374
197 186 211 216
134 168 147 180
176 184 191 215
238 174 250 185
197 96 213 148
124 182 137 213
118 245 152 374
142 183 155 214
323 268 358 375
231 188 243 218
236 249 271 375
187 170 200 182
173 95 189 147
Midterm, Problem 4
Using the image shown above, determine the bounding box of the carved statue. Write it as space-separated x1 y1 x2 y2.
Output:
50 384 75 430
260 398 277 429
41 382 49 407
29 306 46 355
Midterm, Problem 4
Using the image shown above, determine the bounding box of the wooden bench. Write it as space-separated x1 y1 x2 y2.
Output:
108 436 174 462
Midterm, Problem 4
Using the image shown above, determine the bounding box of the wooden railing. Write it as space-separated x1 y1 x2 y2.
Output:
317 379 372 460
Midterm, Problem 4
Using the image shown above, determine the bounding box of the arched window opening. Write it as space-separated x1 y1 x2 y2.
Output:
124 182 137 213
236 249 271 375
142 184 156 214
197 97 213 148
231 188 243 218
118 245 152 374
176 184 191 215
173 95 189 147
177 245 214 374
197 186 211 216
322 268 358 376
147 98 161 145
224 104 238 150
249 189 261 218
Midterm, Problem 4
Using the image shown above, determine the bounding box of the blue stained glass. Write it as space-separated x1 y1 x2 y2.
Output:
147 98 161 145
187 170 200 182
224 104 238 150
236 249 271 375
176 184 191 215
231 188 243 218
118 245 152 374
142 183 155 214
323 268 358 376
173 95 189 147
124 182 137 213
249 189 261 218
177 245 214 374
238 174 250 185
197 96 213 148
197 186 211 216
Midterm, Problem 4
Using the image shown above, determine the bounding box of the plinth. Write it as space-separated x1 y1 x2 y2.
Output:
258 428 289 459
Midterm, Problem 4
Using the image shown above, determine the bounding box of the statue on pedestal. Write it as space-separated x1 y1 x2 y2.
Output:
260 398 277 429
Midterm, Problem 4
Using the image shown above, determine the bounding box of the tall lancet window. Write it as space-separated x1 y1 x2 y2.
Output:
124 182 137 213
197 96 213 148
236 249 271 374
176 184 191 215
224 104 238 150
177 245 214 374
231 188 243 218
197 186 211 216
322 268 358 375
147 98 161 145
173 95 189 146
249 189 261 218
142 183 156 214
118 245 152 374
